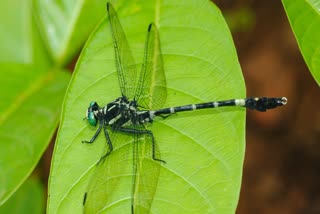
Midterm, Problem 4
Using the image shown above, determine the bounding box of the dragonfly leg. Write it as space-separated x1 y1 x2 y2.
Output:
99 125 114 162
82 122 103 144
116 127 166 163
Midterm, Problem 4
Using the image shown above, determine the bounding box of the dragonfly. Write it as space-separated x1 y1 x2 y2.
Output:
82 2 287 214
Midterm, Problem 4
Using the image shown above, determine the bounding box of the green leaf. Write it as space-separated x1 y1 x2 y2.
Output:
0 177 45 214
0 0 51 68
49 1 245 213
33 0 107 66
0 63 70 205
282 0 320 85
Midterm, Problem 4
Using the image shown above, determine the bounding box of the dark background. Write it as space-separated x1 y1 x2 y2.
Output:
215 0 320 213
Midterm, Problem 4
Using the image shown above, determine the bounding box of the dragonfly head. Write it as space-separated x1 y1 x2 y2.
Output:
85 101 99 126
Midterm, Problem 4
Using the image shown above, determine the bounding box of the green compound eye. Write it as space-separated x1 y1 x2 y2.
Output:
89 101 96 107
88 111 97 126
86 101 98 126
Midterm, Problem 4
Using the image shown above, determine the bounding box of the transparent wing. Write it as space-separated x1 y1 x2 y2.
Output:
131 126 161 214
107 2 137 99
135 23 167 110
83 131 133 213
83 126 161 214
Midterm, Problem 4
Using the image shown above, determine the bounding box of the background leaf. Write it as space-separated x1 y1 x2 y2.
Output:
48 0 245 213
282 0 320 85
0 0 73 207
0 64 69 205
0 177 45 214
33 0 107 66
0 0 51 68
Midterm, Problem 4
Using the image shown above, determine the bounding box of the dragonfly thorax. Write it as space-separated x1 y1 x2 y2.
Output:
86 96 151 128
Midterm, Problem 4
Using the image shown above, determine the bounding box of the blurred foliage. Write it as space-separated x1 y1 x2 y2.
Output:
0 0 78 209
282 0 320 85
33 0 106 66
0 64 69 206
0 177 45 214
224 6 255 33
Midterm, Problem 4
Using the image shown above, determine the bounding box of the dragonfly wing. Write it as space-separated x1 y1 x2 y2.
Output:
83 131 133 213
107 2 137 99
132 126 161 214
83 126 161 214
135 23 167 110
